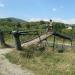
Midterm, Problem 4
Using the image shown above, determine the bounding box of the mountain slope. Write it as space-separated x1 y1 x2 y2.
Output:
0 17 26 23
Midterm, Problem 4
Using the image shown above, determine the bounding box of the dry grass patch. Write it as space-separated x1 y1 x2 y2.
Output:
5 47 75 75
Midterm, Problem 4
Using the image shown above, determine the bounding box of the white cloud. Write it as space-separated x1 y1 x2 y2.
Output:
0 3 5 7
27 18 49 22
27 18 75 24
52 18 75 24
52 8 56 12
0 16 8 18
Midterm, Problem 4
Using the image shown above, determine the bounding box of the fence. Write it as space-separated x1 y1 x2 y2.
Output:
0 29 75 53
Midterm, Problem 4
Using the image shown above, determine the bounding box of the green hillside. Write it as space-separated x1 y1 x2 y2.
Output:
0 17 25 23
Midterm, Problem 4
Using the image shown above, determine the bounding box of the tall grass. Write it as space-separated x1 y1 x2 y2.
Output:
5 45 75 75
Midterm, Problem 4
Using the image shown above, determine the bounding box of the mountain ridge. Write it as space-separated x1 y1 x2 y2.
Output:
0 17 26 23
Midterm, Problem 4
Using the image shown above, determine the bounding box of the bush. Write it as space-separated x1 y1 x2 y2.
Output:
21 44 46 58
58 46 65 53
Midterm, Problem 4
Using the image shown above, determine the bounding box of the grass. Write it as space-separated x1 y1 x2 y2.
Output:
0 73 3 75
48 35 73 44
5 45 75 75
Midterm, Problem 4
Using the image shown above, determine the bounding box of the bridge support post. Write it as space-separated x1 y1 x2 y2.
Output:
12 31 22 50
0 31 6 47
53 35 56 51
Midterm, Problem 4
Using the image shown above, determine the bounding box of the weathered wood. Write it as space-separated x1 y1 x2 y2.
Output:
52 32 72 40
12 31 22 50
22 33 52 47
53 35 56 51
0 31 5 47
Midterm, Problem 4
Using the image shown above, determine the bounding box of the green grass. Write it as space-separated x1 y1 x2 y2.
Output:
5 46 75 75
48 35 74 44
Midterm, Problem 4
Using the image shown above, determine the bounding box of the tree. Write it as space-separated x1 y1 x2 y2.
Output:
40 20 45 25
25 22 31 29
52 22 66 32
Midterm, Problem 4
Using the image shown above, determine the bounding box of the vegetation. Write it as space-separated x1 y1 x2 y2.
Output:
0 17 75 49
52 22 66 32
0 17 74 35
0 17 48 44
0 73 3 75
1 17 75 75
5 45 75 75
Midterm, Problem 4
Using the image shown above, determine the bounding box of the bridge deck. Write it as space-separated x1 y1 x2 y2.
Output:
22 32 53 47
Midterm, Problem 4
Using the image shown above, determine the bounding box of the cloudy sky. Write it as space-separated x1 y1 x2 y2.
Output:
0 0 75 24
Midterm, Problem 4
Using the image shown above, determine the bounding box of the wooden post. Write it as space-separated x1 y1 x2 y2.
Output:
12 31 22 50
53 35 56 51
62 39 64 48
0 31 5 47
62 39 65 52
71 39 72 47
58 38 64 53
71 26 73 47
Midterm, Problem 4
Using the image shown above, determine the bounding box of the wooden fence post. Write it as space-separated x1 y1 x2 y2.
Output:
53 35 56 51
0 31 5 47
12 31 22 50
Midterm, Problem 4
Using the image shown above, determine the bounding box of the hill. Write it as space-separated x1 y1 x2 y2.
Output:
0 17 26 23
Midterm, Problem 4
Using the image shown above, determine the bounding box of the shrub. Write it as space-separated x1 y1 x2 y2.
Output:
21 44 46 58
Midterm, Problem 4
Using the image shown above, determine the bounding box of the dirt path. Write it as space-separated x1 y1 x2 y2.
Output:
0 32 73 75
0 32 52 75
0 48 35 75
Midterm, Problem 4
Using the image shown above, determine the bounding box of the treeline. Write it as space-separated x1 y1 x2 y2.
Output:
0 17 75 43
0 18 65 32
0 17 75 36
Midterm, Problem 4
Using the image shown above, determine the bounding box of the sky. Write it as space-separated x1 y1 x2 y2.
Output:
0 0 75 24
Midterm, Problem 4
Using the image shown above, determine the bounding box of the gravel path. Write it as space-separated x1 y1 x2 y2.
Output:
0 48 35 75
